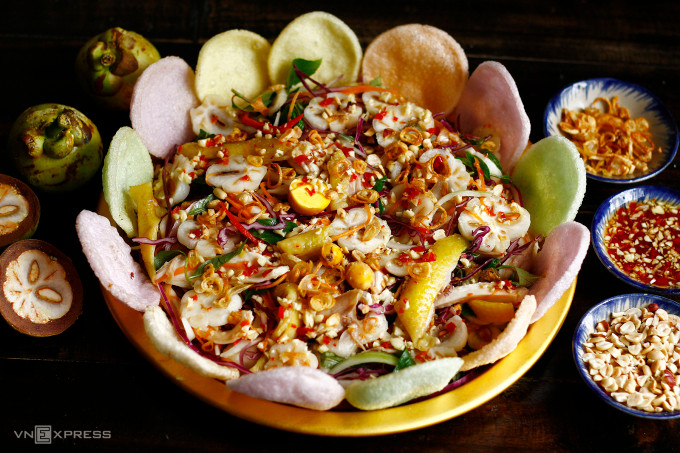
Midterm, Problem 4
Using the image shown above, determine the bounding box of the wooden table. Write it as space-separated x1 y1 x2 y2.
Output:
1 1 678 450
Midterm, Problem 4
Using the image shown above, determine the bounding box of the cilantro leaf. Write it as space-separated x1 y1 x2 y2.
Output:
196 129 216 140
372 175 388 192
250 229 286 244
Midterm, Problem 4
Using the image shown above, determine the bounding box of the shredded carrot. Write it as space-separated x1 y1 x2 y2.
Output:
258 183 279 204
287 91 300 121
473 157 486 191
330 204 372 241
255 273 289 289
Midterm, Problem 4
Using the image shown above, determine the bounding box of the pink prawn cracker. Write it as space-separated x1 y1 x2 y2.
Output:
130 56 199 159
76 209 159 311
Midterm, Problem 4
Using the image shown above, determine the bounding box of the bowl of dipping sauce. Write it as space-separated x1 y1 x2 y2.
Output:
592 185 680 296
544 78 678 183
573 293 680 419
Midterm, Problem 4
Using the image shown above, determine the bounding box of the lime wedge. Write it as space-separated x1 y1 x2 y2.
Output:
102 126 154 237
511 136 586 236
344 357 464 410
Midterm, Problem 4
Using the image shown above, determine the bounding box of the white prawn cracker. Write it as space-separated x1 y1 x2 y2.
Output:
344 357 464 410
529 221 589 323
459 295 536 372
130 56 198 159
75 210 159 311
226 366 345 411
195 29 271 102
143 305 239 381
268 11 362 87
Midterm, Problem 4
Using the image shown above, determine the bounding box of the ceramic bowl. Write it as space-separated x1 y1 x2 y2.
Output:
544 78 678 183
573 293 680 419
591 185 680 296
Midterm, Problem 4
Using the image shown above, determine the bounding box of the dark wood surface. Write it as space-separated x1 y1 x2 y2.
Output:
1 1 679 451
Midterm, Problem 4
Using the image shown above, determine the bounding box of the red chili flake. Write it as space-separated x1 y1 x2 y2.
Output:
294 155 310 165
305 187 316 196
130 272 134 279
403 187 421 200
262 269 272 278
210 114 219 124
297 327 315 337
397 252 413 264
426 127 439 135
242 263 259 277
418 251 437 263
319 97 334 107
350 173 358 182
240 320 250 327
415 351 431 362
375 111 387 121
205 135 223 147
362 172 375 188
445 322 457 334
277 306 286 319
411 246 426 253
188 171 196 178
239 175 251 181
321 336 331 345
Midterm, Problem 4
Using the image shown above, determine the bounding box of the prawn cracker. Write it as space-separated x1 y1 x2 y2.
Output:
143 305 239 381
268 11 362 87
460 294 536 371
361 24 468 116
130 56 198 159
511 135 587 237
529 221 589 323
75 210 159 311
226 366 345 411
195 29 271 102
450 61 530 173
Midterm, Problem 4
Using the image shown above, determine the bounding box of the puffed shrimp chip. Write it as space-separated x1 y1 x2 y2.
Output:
361 24 468 116
268 11 362 87
195 29 271 102
451 61 530 173
75 210 159 311
226 365 345 411
459 294 536 372
143 305 239 381
130 56 198 159
528 221 590 324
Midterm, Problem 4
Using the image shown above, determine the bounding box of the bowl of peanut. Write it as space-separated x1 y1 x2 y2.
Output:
573 293 680 418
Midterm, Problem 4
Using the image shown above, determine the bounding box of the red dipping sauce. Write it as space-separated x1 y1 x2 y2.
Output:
603 199 680 288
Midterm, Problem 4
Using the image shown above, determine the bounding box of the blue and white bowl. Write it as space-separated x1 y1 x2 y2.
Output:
573 293 680 419
592 185 680 296
544 78 678 183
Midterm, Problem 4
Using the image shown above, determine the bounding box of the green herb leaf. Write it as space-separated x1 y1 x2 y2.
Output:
242 287 269 302
320 351 345 369
256 218 279 227
250 229 286 245
498 265 542 287
371 175 388 192
378 198 385 216
286 58 322 89
191 242 246 278
154 249 185 271
196 129 216 141
394 349 416 371
283 221 297 234
368 76 383 87
461 303 476 318
187 194 217 216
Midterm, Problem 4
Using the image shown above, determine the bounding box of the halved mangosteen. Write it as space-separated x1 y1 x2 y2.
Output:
0 239 83 336
0 174 40 247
